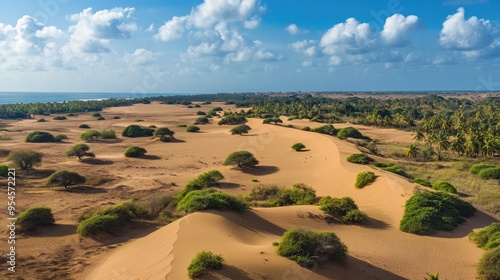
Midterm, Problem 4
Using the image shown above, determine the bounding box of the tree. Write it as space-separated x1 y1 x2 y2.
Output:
230 124 251 135
25 131 55 143
404 144 420 159
7 149 43 170
125 146 147 157
434 131 450 160
291 143 306 151
66 144 95 160
154 127 175 141
80 130 102 141
46 170 86 188
263 117 283 124
223 151 259 168
122 125 155 138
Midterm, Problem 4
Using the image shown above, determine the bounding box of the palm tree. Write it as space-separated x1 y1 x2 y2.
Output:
404 144 420 159
450 133 466 156
414 129 425 145
434 131 450 161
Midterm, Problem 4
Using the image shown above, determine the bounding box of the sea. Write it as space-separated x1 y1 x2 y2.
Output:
0 92 186 105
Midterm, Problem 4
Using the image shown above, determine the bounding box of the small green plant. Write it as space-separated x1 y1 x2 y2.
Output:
347 153 374 165
291 143 306 151
342 209 368 224
187 251 225 278
0 135 11 140
276 228 347 268
194 116 209 125
77 214 120 237
186 125 200 132
251 178 259 182
17 207 55 233
432 181 457 194
410 178 432 188
355 171 377 189
112 116 121 119
196 111 206 115
424 273 440 280
478 167 500 179
337 127 367 140
302 126 311 131
54 134 68 142
177 124 188 127
230 124 251 135
125 146 147 158
319 196 366 224
97 116 105 120
79 124 90 128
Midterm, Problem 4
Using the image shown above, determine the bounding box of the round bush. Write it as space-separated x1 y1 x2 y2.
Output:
79 124 90 128
186 126 200 132
187 251 225 278
54 134 68 142
347 153 374 165
0 164 9 177
37 118 46 122
477 247 500 280
17 207 55 233
337 127 365 139
432 181 457 194
411 178 432 188
196 111 206 115
291 143 306 151
77 214 120 237
355 171 377 189
112 116 121 119
25 131 55 143
470 163 498 174
53 116 67 120
223 151 259 168
319 196 358 217
176 189 246 213
97 116 105 120
91 112 102 117
277 228 347 267
122 125 155 137
478 167 500 179
125 146 147 158
342 209 368 224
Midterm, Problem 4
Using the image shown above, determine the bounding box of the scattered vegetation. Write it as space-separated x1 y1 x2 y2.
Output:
470 163 498 174
230 124 251 135
347 153 374 165
54 134 68 142
337 126 367 140
319 196 368 224
263 117 283 124
100 129 117 139
432 181 458 194
186 125 200 132
0 135 11 140
399 191 475 235
25 131 56 143
354 171 377 189
46 170 86 188
153 127 175 141
177 170 225 200
291 142 306 151
0 164 8 177
276 228 348 268
218 114 246 125
469 222 500 250
17 207 55 233
478 167 500 179
477 247 500 280
177 124 188 127
7 149 43 170
125 146 147 158
245 184 316 207
223 151 259 168
187 251 225 278
373 162 407 177
66 143 95 160
311 124 337 136
121 125 155 138
411 178 432 188
194 116 209 125
176 188 246 213
80 130 102 141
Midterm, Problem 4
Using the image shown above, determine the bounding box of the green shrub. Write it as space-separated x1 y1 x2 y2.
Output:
311 125 337 136
186 126 200 132
277 228 347 268
0 164 8 177
125 146 147 158
411 178 432 188
54 134 68 142
230 124 251 135
470 163 498 174
91 112 101 117
0 135 11 140
122 125 155 137
319 196 358 216
347 153 374 165
112 116 121 119
302 126 311 131
77 214 121 237
80 130 102 141
176 189 246 213
196 111 206 115
100 129 117 139
194 117 209 125
223 151 259 168
355 171 377 189
342 209 368 224
7 149 43 170
46 170 86 188
399 191 475 235
177 124 188 127
79 124 90 128
381 163 407 176
153 127 175 141
53 116 67 120
37 118 46 122
263 117 283 124
25 131 55 142
177 170 225 199
66 143 95 160
469 222 500 249
187 251 225 278
337 127 366 140
291 143 306 151
246 184 316 207
97 116 105 120
218 115 246 125
477 247 500 280
432 181 457 194
17 207 55 233
478 167 500 179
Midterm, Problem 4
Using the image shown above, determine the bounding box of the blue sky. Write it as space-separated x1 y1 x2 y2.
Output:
0 0 499 94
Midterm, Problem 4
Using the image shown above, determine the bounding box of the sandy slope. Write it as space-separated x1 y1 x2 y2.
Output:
86 114 494 280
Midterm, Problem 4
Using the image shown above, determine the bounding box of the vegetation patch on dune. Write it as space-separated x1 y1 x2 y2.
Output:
17 207 55 233
223 150 259 168
311 124 337 136
276 228 348 268
245 183 316 207
177 170 225 200
124 146 147 158
354 171 377 189
337 126 367 140
470 222 500 250
347 153 374 165
176 188 246 213
478 167 500 179
7 149 43 170
319 196 368 224
477 247 500 280
470 163 498 175
432 181 457 194
187 251 225 278
25 131 56 143
0 164 8 177
46 170 86 189
410 178 432 188
399 191 475 235
122 125 155 138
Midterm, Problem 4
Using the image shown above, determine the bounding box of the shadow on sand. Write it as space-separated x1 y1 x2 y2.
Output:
204 265 254 280
81 158 114 165
28 224 78 238
139 155 162 160
241 165 280 176
434 209 498 239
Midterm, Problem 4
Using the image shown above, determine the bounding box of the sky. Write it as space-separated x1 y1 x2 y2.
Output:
0 0 500 94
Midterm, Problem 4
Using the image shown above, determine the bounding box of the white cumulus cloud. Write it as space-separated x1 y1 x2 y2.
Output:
381 14 422 47
320 18 376 56
286 24 307 35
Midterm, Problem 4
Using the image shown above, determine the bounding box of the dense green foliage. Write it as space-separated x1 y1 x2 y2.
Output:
470 163 498 174
477 247 500 280
223 151 259 168
478 167 500 179
124 146 147 158
46 170 86 188
432 181 458 194
187 251 225 278
122 125 155 138
469 223 500 250
54 134 68 142
176 189 246 213
100 129 117 139
17 207 55 233
246 183 316 207
177 170 225 199
186 125 200 132
342 209 369 224
411 178 432 188
194 116 209 124
66 144 95 160
276 228 347 267
230 124 251 135
53 115 67 120
354 171 377 189
218 113 246 125
263 116 283 124
318 196 367 224
25 131 56 143
79 124 90 128
7 149 43 170
0 164 8 177
399 191 475 235
153 127 175 141
291 142 306 151
80 130 102 141
91 113 102 117
311 124 337 136
347 153 374 165
337 126 366 139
